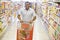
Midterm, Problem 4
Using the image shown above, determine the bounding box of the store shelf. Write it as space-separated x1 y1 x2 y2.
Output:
50 16 60 25
0 25 8 37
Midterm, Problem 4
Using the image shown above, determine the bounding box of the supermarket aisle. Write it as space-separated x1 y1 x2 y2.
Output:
33 16 50 40
1 21 17 40
1 15 50 40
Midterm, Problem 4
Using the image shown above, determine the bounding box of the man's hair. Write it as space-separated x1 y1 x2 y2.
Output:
25 1 30 5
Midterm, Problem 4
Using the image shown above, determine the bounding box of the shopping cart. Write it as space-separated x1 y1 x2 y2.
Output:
17 21 34 40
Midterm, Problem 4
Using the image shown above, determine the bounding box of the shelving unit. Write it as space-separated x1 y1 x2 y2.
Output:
40 2 60 40
0 2 8 37
47 2 60 40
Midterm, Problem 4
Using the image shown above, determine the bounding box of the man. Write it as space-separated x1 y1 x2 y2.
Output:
17 2 36 40
17 2 36 24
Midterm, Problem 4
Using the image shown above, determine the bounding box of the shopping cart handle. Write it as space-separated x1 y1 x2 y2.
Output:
20 21 32 24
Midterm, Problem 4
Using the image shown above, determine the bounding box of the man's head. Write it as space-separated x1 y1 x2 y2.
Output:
25 2 30 10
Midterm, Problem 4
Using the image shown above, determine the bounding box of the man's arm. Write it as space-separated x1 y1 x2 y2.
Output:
32 16 36 22
17 14 21 20
17 14 23 23
32 9 36 22
17 8 23 23
29 9 36 24
29 16 36 24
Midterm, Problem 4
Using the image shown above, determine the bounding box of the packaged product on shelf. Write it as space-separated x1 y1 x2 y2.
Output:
35 3 43 17
52 6 56 13
0 3 4 32
0 3 2 9
2 2 5 9
54 30 57 40
56 9 60 25
0 2 9 37
57 32 60 40
48 3 59 40
57 9 60 17
42 6 47 15
57 25 60 32
49 18 54 26
42 3 48 21
31 2 35 10
0 13 8 37
54 25 60 40
53 21 58 30
48 25 55 40
51 34 56 40
5 2 9 9
0 21 3 32
5 2 11 8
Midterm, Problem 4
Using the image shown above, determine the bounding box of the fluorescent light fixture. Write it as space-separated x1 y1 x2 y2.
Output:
11 0 48 2
11 0 36 2
22 0 36 2
11 0 21 2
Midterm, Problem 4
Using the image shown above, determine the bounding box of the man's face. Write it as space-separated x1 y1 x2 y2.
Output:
25 3 30 10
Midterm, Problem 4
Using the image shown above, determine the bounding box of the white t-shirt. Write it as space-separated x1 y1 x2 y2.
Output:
18 7 36 22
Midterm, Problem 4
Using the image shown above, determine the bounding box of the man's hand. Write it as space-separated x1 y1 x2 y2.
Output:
20 20 23 23
18 15 23 23
29 21 33 24
18 15 21 20
29 16 36 24
32 16 36 21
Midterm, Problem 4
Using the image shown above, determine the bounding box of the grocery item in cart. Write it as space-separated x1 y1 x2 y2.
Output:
17 22 33 40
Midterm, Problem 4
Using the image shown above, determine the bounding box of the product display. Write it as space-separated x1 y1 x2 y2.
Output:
47 2 60 40
39 2 60 40
0 2 8 37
